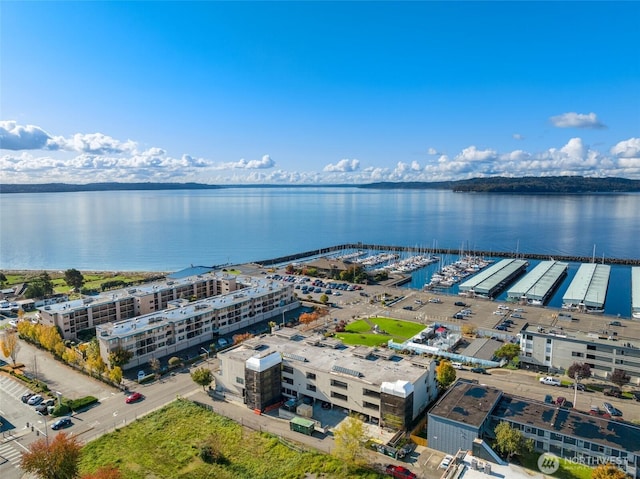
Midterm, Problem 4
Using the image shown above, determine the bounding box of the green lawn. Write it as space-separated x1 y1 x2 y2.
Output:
335 317 425 347
520 452 592 479
79 400 382 479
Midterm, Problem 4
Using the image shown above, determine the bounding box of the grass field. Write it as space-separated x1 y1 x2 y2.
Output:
79 400 383 479
335 317 425 347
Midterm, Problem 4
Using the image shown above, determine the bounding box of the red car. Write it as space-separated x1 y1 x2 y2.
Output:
125 392 143 403
385 464 417 479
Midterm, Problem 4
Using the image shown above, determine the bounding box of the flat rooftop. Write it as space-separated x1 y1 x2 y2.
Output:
632 267 640 314
494 394 640 454
429 380 503 428
506 260 568 301
220 331 432 387
97 279 291 338
562 263 610 308
459 259 528 295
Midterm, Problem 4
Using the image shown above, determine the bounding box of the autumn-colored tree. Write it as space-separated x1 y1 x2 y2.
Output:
149 357 161 378
191 367 213 390
109 366 123 386
332 414 366 465
436 360 457 389
87 355 107 376
81 466 123 479
611 369 629 387
567 362 592 381
232 332 254 345
108 347 133 368
285 264 295 274
21 432 82 479
591 463 628 479
461 323 478 337
39 325 64 353
299 312 320 325
0 329 20 365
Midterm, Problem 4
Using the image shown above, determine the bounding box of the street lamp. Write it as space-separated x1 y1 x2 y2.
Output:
573 375 581 409
200 347 209 361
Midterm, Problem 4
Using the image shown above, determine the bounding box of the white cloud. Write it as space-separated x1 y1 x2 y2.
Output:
512 133 524 140
550 112 606 129
611 138 640 158
49 132 138 155
455 146 498 163
323 158 360 172
227 154 275 169
0 121 51 150
427 147 438 155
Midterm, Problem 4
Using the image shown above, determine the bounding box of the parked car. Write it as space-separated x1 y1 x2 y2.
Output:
556 396 567 407
539 377 561 386
632 391 640 402
471 367 487 374
604 387 622 398
544 394 554 404
27 394 43 406
385 464 417 479
439 454 454 469
126 392 143 404
21 392 34 403
511 313 523 319
603 402 623 417
575 383 586 391
609 321 622 327
454 301 467 307
51 418 72 430
590 405 601 415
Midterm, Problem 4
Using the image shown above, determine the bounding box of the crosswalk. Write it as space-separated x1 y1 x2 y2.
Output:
0 375 31 399
0 440 24 469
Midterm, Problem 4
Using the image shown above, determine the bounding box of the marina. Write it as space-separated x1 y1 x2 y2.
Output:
562 263 611 313
458 259 529 299
506 260 569 305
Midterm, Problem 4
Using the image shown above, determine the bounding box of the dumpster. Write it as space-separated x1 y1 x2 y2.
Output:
289 416 315 436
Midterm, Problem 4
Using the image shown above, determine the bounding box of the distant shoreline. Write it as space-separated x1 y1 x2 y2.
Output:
2 176 640 194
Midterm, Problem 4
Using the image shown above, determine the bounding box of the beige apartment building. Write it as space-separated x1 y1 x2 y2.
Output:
96 279 298 369
38 271 241 340
215 329 439 430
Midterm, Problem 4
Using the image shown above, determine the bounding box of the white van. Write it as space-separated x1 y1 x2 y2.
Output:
451 362 463 370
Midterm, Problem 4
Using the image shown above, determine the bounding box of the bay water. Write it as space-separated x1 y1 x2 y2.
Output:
1 188 638 316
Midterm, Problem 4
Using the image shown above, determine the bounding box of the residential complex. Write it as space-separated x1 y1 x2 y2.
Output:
95 278 298 369
38 270 241 340
429 380 640 478
214 329 439 430
519 319 640 384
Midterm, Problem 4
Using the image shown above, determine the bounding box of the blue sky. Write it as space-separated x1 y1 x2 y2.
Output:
1 1 639 184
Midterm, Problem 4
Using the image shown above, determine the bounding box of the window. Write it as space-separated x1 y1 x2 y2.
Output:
306 372 316 380
282 365 294 374
546 338 552 344
363 401 378 411
283 377 293 385
587 345 596 350
572 352 584 357
331 379 348 389
306 384 316 392
545 356 551 362
236 377 244 385
331 391 347 401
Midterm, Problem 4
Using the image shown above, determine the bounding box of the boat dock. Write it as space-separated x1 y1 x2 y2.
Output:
458 259 528 298
506 260 568 305
632 267 640 319
562 263 611 312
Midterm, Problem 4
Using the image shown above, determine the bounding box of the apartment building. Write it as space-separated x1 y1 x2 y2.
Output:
38 271 241 340
95 279 297 369
519 320 640 384
215 329 439 430
429 380 640 478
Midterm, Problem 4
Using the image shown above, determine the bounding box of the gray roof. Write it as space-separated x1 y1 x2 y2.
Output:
429 380 503 428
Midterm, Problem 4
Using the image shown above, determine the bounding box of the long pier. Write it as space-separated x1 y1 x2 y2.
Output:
254 242 640 267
